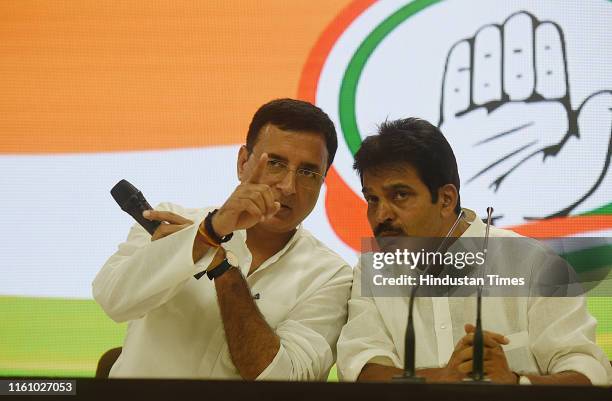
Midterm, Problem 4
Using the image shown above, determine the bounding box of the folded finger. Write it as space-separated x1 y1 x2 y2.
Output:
455 346 474 364
463 333 508 348
240 198 265 221
457 360 472 374
259 186 279 217
242 190 267 215
464 324 509 345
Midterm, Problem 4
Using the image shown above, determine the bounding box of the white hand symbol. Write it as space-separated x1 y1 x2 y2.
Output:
439 11 612 225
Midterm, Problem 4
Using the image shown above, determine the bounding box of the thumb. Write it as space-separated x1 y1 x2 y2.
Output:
576 90 612 137
464 323 476 333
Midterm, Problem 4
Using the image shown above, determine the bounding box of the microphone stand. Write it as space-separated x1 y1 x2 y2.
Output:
393 210 465 382
464 207 494 383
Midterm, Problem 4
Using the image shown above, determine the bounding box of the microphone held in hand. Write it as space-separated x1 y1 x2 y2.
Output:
110 179 161 235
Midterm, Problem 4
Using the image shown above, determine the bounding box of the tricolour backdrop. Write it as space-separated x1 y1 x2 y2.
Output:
1 0 610 378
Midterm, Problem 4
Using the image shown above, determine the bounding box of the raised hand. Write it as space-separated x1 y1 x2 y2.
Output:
212 153 281 237
439 11 612 225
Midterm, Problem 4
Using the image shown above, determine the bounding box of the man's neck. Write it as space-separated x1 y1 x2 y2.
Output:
245 225 296 268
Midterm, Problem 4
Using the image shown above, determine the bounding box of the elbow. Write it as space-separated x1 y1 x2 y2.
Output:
240 370 260 381
92 280 132 323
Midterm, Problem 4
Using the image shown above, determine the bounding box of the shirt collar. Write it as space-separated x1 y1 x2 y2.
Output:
222 224 304 275
459 208 487 238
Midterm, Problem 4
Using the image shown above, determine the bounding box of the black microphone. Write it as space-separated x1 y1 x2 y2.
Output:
111 179 161 235
394 210 465 382
468 206 494 382
111 179 208 280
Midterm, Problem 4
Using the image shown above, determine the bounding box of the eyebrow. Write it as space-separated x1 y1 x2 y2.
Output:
383 183 416 192
268 153 323 172
362 183 415 195
384 183 415 192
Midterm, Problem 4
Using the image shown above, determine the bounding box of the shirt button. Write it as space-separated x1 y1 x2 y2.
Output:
440 324 447 330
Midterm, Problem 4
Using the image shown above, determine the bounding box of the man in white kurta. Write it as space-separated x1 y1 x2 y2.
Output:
337 208 612 385
94 203 351 379
93 98 352 380
336 117 611 385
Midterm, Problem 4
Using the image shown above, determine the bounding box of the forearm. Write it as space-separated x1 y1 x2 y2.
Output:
525 371 591 385
215 267 280 380
192 223 214 263
358 363 470 383
357 363 403 381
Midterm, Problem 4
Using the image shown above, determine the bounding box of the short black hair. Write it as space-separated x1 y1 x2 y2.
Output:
353 117 461 214
246 98 338 171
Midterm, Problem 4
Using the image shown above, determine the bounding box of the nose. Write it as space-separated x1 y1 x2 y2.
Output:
276 169 297 196
374 200 395 224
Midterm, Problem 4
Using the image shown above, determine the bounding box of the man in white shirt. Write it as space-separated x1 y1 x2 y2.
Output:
93 98 352 380
336 117 612 385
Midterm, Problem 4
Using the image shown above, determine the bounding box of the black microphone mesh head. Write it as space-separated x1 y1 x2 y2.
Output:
110 179 138 205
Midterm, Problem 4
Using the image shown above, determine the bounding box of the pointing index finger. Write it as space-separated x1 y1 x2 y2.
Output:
247 153 268 184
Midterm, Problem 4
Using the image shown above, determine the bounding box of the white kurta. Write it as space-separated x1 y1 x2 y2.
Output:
337 209 612 385
93 202 352 380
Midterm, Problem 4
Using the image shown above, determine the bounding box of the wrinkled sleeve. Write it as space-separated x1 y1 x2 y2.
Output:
256 264 352 381
92 203 216 322
528 295 612 385
336 261 401 382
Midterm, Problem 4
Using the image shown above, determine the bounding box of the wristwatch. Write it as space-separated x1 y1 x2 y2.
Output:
206 250 238 280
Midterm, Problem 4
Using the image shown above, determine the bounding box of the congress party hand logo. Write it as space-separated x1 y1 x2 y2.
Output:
439 11 612 224
303 0 612 250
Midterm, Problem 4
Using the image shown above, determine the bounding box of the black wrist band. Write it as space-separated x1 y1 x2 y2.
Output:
207 259 233 280
205 209 233 244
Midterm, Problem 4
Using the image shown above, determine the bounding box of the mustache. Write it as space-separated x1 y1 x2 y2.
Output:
374 222 405 237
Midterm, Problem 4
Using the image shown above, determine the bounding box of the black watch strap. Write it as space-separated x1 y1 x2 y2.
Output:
205 209 233 244
207 259 233 280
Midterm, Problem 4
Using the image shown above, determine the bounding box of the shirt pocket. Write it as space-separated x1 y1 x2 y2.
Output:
501 330 539 374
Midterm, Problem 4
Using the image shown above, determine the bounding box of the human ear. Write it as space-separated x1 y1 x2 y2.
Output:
439 184 459 218
237 145 251 182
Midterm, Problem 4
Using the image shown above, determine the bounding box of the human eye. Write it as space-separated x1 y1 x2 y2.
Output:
393 191 410 201
298 168 318 179
364 195 378 204
267 159 285 168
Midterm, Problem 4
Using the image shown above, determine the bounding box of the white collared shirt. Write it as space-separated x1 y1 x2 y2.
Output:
92 202 352 380
337 209 612 385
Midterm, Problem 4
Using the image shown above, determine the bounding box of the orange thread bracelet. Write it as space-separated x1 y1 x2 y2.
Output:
197 222 220 247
